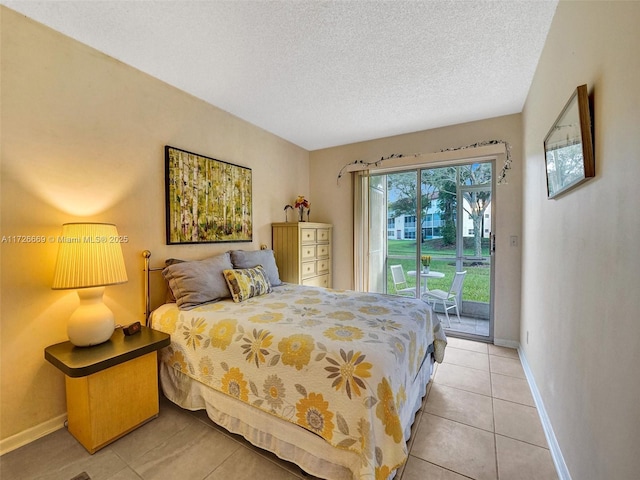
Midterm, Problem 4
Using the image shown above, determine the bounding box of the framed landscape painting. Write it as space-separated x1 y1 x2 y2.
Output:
165 146 252 244
544 84 595 199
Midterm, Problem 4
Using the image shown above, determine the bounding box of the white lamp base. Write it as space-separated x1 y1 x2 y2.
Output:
68 286 116 347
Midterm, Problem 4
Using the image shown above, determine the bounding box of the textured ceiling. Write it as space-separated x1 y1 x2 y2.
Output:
3 0 558 150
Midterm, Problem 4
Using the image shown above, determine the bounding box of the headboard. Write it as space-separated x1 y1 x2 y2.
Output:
143 246 273 324
142 250 165 326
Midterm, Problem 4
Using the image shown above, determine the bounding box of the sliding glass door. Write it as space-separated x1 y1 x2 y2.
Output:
367 161 494 340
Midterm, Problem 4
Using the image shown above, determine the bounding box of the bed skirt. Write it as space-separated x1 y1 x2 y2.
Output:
159 353 433 480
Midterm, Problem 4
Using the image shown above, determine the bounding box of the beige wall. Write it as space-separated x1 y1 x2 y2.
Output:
310 114 523 345
521 1 640 478
0 8 309 445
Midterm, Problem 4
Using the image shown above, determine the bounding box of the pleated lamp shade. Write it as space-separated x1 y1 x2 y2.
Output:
52 223 128 346
52 223 128 289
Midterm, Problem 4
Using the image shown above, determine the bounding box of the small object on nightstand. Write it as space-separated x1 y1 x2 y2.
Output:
123 321 141 336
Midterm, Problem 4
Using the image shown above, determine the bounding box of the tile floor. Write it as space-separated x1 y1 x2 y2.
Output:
0 338 558 480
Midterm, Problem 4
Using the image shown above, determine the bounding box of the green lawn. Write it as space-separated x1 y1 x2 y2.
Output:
386 239 490 302
388 238 490 257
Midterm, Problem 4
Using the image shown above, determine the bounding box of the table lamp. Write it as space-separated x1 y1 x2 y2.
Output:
52 223 128 346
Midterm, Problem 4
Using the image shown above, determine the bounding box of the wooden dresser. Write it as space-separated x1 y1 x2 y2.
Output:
272 222 332 288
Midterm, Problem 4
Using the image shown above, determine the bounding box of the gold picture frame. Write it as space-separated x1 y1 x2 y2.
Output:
165 146 252 244
544 84 595 199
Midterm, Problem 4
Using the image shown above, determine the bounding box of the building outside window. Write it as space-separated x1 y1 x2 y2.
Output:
388 200 491 241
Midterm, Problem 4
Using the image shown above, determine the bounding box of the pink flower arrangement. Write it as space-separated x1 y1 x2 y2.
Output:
285 195 310 222
294 195 310 209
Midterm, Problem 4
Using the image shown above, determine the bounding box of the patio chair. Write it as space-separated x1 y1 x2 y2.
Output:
390 265 416 297
422 271 467 327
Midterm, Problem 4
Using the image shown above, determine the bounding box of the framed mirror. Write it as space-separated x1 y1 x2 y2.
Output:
544 84 595 199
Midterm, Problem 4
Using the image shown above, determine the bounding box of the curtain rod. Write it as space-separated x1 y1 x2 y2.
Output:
336 140 512 185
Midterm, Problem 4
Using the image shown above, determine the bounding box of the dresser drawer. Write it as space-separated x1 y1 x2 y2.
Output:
301 245 316 260
301 228 316 244
317 243 330 258
317 229 330 242
317 259 330 275
301 261 317 278
302 274 330 288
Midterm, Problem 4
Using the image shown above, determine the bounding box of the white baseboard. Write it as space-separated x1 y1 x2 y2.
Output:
517 348 572 480
0 414 66 456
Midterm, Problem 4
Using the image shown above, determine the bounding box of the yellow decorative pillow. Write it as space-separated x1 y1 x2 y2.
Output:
223 266 272 303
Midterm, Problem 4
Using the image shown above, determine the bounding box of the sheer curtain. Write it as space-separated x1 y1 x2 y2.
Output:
352 171 386 293
352 172 369 291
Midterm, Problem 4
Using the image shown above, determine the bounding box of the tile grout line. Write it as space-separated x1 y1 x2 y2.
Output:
441 360 491 374
489 350 502 480
404 455 477 480
490 369 527 380
490 368 501 480
494 432 552 452
422 410 494 435
431 378 493 400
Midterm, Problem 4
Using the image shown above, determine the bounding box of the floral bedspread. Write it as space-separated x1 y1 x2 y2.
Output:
151 284 446 479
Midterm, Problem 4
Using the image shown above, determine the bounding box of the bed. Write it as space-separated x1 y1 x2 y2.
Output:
144 249 446 480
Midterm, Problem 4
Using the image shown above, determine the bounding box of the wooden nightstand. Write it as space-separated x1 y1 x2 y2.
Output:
45 326 170 454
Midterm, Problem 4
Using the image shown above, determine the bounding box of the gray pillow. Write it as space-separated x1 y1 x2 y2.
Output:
230 249 282 286
162 252 233 308
163 258 184 302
